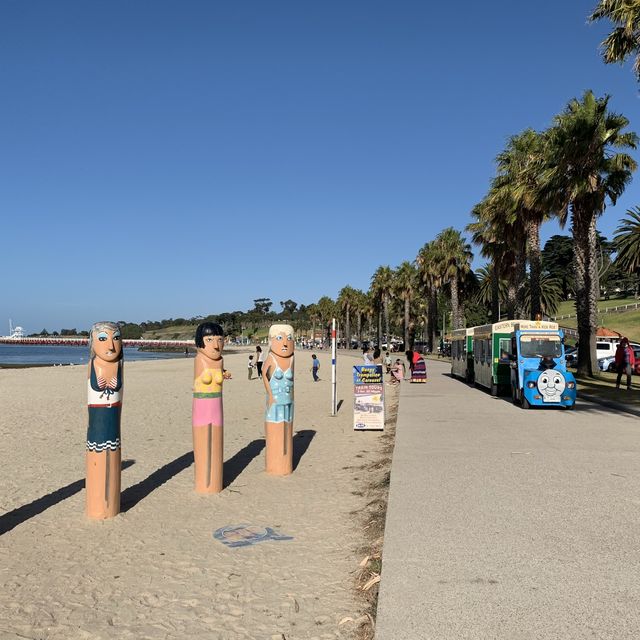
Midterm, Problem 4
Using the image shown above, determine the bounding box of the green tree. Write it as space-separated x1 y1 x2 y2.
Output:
337 286 358 349
541 235 575 300
393 261 418 348
547 90 637 375
416 240 442 351
590 1 640 80
371 266 394 347
492 128 558 319
614 206 640 295
434 228 473 330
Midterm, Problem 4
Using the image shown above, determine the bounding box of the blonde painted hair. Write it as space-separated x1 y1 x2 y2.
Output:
268 324 294 340
89 321 122 359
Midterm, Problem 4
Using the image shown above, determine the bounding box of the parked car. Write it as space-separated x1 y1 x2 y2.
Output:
598 355 616 372
605 347 640 374
565 347 577 367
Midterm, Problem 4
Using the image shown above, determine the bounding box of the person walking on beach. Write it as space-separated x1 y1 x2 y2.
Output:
311 353 320 381
256 345 264 378
383 349 392 374
615 338 635 390
247 354 254 380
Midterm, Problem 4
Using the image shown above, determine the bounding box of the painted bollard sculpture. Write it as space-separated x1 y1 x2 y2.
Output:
86 321 124 519
262 324 295 475
192 322 230 493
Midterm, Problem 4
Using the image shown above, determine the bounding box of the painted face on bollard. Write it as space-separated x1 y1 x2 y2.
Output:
201 334 224 360
93 329 122 362
270 331 294 357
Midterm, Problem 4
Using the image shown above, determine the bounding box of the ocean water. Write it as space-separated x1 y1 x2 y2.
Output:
0 344 184 366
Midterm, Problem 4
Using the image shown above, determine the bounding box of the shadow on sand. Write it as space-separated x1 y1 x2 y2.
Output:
0 459 136 536
293 429 316 471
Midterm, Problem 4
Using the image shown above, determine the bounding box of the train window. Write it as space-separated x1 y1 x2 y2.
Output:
499 338 511 362
485 339 491 363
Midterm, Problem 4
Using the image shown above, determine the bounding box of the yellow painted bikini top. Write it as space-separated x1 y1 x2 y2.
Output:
193 367 224 394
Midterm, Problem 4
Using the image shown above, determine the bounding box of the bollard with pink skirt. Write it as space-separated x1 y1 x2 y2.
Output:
85 321 124 519
192 322 230 493
262 324 295 475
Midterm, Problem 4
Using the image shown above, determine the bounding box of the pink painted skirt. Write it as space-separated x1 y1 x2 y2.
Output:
192 396 223 427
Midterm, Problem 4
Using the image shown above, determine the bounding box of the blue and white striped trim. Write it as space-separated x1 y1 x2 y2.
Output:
86 439 121 452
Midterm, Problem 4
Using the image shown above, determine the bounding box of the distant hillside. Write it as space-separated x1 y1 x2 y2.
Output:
141 324 271 342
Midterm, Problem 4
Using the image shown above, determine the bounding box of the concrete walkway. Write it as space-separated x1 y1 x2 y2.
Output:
375 359 640 640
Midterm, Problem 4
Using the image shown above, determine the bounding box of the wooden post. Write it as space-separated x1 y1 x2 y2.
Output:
86 321 123 519
192 322 230 493
263 324 295 475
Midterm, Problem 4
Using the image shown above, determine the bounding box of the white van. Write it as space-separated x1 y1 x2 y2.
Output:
596 341 618 359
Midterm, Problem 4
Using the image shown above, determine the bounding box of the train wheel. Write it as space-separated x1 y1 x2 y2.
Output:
522 396 530 410
511 384 518 405
490 381 498 397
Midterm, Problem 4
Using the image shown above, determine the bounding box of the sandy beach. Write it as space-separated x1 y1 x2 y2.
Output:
0 349 391 640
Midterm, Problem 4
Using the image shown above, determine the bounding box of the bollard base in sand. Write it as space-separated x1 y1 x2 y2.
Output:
265 422 293 476
192 424 223 493
85 449 121 519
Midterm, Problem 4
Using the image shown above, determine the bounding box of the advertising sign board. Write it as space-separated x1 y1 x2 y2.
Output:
353 365 384 431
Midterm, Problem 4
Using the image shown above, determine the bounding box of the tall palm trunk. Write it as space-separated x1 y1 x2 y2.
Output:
429 289 438 352
384 293 390 348
345 307 351 351
377 307 382 345
526 217 542 319
404 296 410 348
451 278 462 330
357 313 362 347
491 262 500 322
514 249 527 318
573 208 599 376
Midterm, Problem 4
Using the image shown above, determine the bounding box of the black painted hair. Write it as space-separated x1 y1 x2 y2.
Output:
195 322 224 348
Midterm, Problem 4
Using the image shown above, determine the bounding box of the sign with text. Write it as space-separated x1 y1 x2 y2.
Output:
353 365 384 431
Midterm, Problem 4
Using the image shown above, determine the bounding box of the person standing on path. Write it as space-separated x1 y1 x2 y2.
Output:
247 355 254 380
615 338 635 390
311 354 320 381
256 345 264 379
363 347 373 364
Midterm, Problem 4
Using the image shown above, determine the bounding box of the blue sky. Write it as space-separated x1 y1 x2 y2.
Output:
1 0 639 332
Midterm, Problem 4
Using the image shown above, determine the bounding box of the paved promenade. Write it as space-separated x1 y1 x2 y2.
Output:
375 359 640 640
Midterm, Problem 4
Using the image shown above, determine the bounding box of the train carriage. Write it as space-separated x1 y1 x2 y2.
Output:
451 327 475 382
472 320 561 396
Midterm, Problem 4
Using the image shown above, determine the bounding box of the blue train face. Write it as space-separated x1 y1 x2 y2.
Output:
521 367 577 406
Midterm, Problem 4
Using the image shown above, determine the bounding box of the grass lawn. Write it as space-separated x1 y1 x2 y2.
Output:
577 371 640 408
554 296 639 318
557 309 640 343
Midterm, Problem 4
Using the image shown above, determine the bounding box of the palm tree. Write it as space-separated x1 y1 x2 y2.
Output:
350 288 368 347
589 1 640 80
434 228 473 330
337 286 358 349
474 264 508 318
416 241 442 352
522 273 563 317
393 261 417 348
316 296 337 344
371 266 394 348
547 90 638 375
492 128 558 319
614 207 640 296
467 191 528 320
